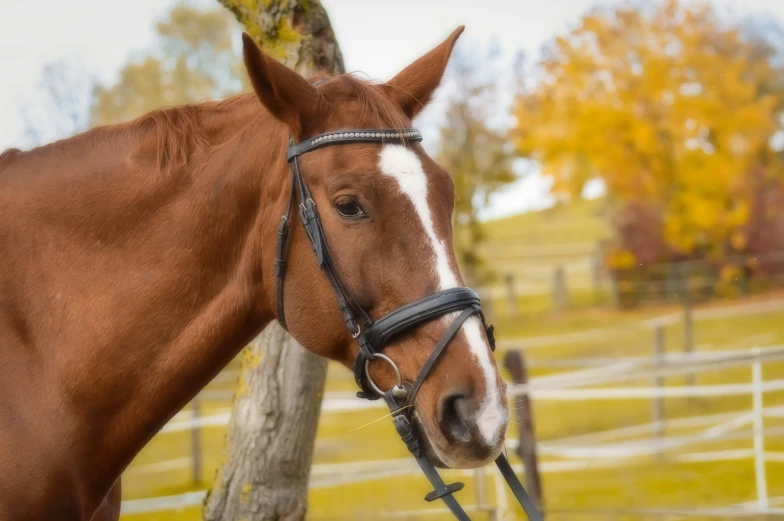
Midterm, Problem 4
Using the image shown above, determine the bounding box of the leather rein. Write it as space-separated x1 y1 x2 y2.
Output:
274 127 543 521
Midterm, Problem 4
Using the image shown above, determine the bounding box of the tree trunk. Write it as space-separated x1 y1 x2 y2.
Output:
217 0 344 77
205 2 345 520
204 325 328 521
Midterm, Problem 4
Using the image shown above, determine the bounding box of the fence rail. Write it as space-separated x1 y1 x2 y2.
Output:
124 342 784 517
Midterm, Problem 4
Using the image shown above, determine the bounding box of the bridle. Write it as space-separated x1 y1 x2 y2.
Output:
277 127 543 520
275 126 544 521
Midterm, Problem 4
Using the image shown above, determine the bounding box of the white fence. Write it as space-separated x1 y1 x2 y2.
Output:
121 343 784 518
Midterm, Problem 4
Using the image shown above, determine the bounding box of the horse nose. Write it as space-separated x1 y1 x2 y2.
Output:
437 385 478 444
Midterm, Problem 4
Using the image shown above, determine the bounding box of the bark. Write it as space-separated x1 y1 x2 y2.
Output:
217 0 345 76
205 2 345 520
204 325 328 521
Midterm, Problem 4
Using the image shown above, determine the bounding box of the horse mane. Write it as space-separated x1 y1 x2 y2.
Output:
89 74 405 174
2 74 406 176
118 94 257 174
128 75 405 173
0 148 20 169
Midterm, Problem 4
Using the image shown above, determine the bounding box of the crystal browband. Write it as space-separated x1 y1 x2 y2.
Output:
286 128 423 161
311 129 422 144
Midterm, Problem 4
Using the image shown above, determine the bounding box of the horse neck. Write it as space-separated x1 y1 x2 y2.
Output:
7 98 291 489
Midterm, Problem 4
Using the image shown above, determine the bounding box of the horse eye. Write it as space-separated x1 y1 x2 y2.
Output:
335 198 366 219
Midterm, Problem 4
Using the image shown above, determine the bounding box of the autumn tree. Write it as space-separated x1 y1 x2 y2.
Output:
515 0 784 296
436 46 517 285
92 2 247 126
204 2 344 521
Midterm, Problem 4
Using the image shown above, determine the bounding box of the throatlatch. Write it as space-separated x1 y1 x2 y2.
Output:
275 126 543 521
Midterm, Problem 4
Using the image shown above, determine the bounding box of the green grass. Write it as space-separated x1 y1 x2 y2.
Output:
539 459 784 521
481 197 611 246
122 459 784 521
476 198 613 303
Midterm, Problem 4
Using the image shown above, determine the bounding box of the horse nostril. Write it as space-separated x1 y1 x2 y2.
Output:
438 387 473 443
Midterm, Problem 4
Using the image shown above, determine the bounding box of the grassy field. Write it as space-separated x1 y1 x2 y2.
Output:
474 198 615 316
120 200 784 520
481 197 611 246
120 291 784 520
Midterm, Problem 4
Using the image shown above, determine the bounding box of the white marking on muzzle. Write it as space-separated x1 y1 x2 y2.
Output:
378 145 506 447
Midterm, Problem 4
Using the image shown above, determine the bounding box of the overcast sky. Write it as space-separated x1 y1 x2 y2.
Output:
2 0 784 217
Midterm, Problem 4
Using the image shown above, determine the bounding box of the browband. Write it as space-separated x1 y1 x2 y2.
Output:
286 128 423 161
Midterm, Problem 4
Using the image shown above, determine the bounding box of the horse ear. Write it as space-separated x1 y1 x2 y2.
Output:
383 26 464 119
242 32 328 136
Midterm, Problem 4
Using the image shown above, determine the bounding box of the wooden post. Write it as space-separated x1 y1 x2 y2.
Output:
668 262 679 303
609 273 620 309
683 294 694 386
752 347 768 509
504 351 544 514
190 397 202 484
478 287 495 325
551 265 568 313
592 252 603 306
652 326 665 456
505 274 517 317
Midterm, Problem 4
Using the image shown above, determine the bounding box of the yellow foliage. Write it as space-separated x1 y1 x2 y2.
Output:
716 264 743 297
720 265 740 283
731 231 747 252
515 0 784 259
606 248 636 270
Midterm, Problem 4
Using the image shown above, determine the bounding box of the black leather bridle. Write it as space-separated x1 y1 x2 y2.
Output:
275 127 543 521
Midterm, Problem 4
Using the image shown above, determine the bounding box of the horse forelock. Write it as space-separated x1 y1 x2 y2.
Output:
316 74 409 132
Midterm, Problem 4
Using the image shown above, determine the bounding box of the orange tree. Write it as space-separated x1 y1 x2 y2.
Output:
514 0 784 302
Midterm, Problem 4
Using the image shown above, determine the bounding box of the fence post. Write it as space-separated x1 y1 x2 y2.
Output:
668 262 679 302
683 294 694 386
552 265 568 313
473 467 491 519
652 326 665 456
609 274 620 308
505 274 517 317
191 397 202 484
479 287 495 325
492 465 509 521
504 351 543 514
592 251 603 306
752 347 768 509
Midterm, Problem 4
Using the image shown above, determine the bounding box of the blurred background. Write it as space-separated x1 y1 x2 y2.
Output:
4 0 784 519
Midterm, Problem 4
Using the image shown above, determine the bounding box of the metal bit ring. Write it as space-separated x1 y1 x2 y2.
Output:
364 353 407 398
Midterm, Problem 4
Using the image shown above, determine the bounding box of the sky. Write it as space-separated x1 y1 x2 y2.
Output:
2 0 784 218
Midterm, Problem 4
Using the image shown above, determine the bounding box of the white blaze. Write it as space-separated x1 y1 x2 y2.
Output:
378 145 506 446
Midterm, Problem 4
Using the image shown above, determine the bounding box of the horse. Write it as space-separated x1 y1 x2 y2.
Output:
0 27 508 521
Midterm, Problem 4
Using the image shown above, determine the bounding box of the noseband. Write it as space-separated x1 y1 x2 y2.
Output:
275 127 543 521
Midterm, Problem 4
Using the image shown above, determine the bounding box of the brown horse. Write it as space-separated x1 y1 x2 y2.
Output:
0 27 508 521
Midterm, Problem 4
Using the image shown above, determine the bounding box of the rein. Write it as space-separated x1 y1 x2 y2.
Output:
275 127 543 521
